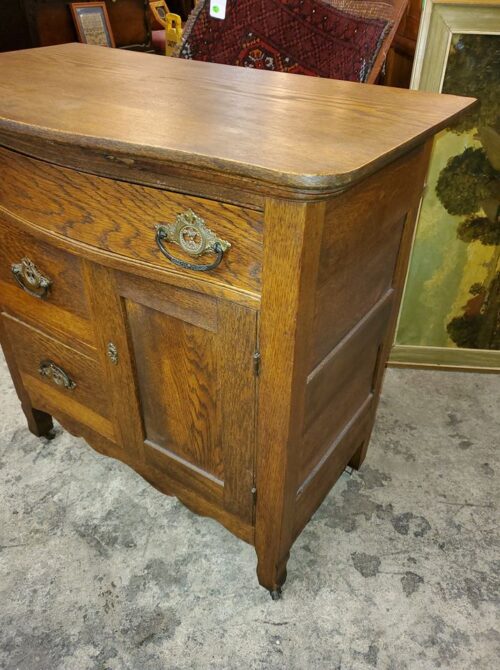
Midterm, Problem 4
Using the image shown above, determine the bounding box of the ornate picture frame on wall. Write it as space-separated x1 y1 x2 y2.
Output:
391 0 500 372
70 1 116 48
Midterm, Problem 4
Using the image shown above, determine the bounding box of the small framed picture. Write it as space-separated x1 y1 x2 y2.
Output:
150 1 170 27
70 2 116 48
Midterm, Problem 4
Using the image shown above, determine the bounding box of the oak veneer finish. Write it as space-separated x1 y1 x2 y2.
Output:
0 44 474 595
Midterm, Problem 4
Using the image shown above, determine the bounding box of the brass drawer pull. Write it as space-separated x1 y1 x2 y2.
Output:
11 257 52 299
155 210 230 272
38 360 76 390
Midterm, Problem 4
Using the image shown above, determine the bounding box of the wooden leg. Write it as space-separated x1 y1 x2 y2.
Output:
255 200 326 600
23 404 54 438
1 321 53 438
348 438 368 471
256 549 290 599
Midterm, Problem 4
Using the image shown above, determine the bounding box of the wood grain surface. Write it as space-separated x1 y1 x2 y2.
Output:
255 198 325 593
0 219 95 348
0 148 263 296
0 43 475 196
0 43 468 594
311 145 428 369
118 270 258 524
1 312 113 440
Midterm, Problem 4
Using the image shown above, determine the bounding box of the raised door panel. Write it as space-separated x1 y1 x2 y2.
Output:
116 271 258 525
127 299 222 479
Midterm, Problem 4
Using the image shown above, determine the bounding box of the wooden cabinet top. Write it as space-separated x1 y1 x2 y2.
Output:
0 43 474 196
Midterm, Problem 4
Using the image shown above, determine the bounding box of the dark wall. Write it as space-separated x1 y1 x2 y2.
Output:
0 0 195 53
22 0 150 48
0 0 32 52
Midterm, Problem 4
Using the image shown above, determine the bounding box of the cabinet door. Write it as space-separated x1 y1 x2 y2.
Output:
116 271 258 526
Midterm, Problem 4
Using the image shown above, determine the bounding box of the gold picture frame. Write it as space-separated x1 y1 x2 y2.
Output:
70 2 116 48
390 0 500 372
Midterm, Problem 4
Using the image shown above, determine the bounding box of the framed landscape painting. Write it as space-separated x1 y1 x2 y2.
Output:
391 0 500 371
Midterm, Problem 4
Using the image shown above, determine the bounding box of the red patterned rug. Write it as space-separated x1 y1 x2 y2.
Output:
175 0 392 82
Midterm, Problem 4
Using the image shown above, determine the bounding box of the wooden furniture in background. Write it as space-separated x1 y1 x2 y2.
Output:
305 0 413 84
0 44 473 596
0 0 32 52
383 0 422 88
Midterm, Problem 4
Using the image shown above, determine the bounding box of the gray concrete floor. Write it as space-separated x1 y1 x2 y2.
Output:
0 351 499 670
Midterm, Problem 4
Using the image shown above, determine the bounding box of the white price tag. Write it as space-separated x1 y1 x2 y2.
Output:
210 0 227 20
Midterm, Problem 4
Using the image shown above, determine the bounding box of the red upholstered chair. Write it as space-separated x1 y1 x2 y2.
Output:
173 0 409 84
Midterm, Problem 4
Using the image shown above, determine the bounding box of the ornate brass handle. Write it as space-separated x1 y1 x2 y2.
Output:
155 210 230 272
11 257 52 299
38 360 76 390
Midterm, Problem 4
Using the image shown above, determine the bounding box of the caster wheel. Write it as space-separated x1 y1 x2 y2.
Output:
270 588 282 601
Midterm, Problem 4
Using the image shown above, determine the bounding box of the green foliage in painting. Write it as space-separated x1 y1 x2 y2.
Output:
457 216 500 246
443 34 500 133
469 283 483 296
447 314 484 347
396 28 500 358
446 272 500 350
435 34 500 353
436 147 497 216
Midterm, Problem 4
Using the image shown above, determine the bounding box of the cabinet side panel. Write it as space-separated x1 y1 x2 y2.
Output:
311 145 428 369
300 297 392 481
296 142 432 529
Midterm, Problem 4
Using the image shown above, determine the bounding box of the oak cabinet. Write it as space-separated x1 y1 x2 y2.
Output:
0 44 473 596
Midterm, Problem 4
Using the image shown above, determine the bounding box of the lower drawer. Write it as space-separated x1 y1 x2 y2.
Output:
1 313 114 441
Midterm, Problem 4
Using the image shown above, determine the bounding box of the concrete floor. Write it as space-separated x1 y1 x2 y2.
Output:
0 351 499 670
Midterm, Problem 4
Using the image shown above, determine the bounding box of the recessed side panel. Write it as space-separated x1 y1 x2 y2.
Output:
300 297 392 484
296 144 432 515
311 145 428 369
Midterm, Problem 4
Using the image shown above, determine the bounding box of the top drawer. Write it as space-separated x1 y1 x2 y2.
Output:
0 148 263 296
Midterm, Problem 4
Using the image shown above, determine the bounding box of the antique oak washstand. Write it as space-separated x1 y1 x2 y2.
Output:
0 44 474 597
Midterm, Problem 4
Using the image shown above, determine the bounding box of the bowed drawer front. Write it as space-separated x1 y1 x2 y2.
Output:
0 148 263 297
